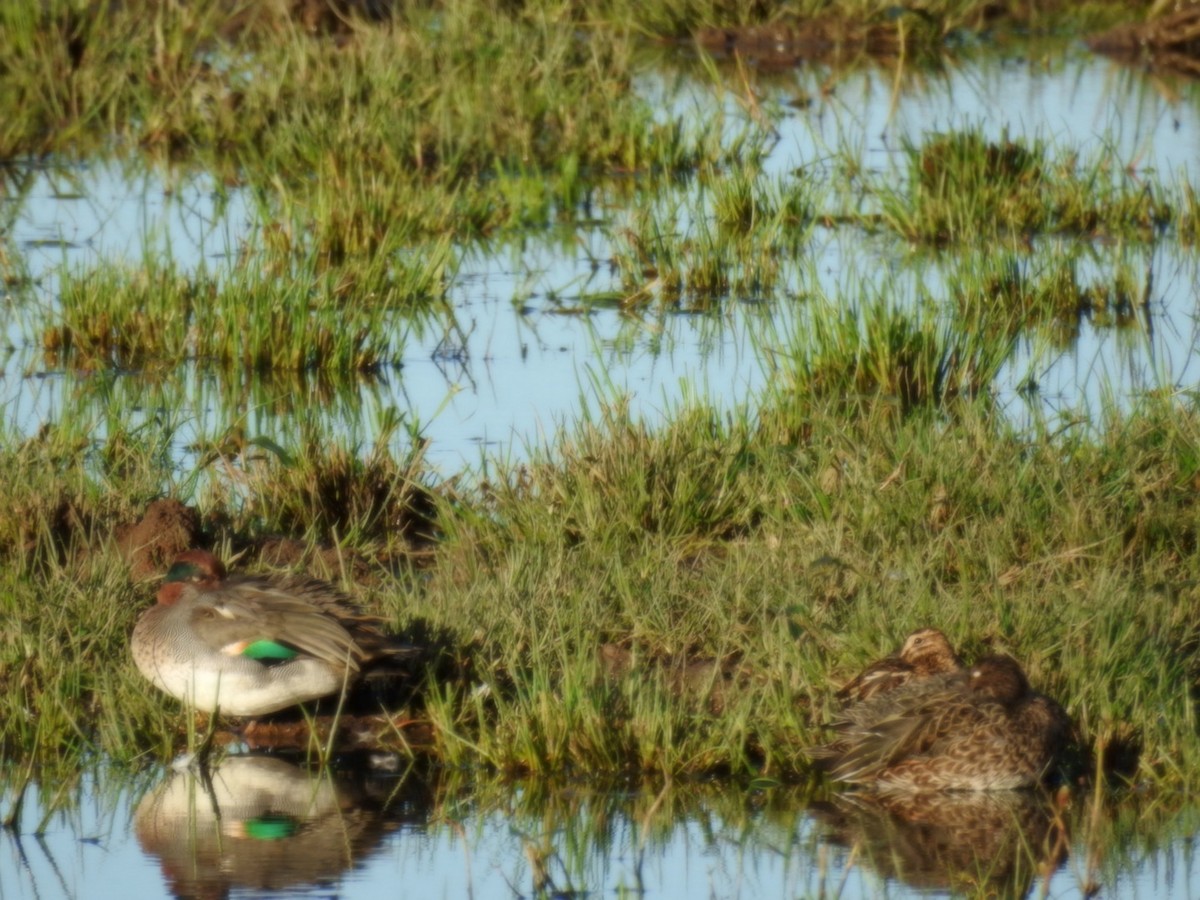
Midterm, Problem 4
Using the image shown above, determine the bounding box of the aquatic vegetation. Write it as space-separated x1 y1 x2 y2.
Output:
776 295 1015 412
46 249 446 373
873 128 1172 244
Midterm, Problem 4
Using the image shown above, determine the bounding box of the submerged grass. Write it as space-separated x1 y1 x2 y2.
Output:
777 294 1015 411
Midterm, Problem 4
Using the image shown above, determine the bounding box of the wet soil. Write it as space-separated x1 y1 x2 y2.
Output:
227 710 438 756
1088 2 1200 78
115 499 201 581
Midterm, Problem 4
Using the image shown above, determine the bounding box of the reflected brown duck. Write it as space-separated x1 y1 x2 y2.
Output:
811 654 1071 791
835 627 964 705
810 788 1069 897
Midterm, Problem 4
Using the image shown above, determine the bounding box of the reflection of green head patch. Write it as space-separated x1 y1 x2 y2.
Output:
241 639 299 662
243 815 299 841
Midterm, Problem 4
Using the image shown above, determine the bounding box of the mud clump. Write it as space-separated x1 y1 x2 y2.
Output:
115 499 202 580
691 7 965 69
1088 3 1200 78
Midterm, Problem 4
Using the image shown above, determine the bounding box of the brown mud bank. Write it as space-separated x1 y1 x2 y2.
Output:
688 1 1114 69
1088 2 1200 78
691 13 952 69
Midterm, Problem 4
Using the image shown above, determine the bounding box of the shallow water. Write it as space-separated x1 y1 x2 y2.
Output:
3 755 1197 899
3 45 1200 476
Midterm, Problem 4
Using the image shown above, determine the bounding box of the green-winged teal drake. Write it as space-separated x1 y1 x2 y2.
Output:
836 627 964 705
811 654 1070 791
132 549 410 716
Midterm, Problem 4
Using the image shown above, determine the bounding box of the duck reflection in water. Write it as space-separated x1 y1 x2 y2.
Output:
134 754 431 898
810 789 1070 898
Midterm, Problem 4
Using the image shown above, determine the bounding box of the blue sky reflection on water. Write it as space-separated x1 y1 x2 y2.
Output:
4 45 1200 477
651 46 1200 181
5 164 775 474
4 765 1200 900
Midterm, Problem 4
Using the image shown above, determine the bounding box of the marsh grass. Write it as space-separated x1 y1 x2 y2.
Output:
0 0 1134 253
6 340 1200 783
4 0 1200 800
205 410 440 553
46 240 447 372
945 249 1151 351
775 291 1015 412
0 541 180 762
609 166 816 308
407 389 1200 779
0 0 732 242
873 129 1171 244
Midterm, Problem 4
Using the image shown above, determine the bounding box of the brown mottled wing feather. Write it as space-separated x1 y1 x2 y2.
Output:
256 573 362 615
836 657 911 704
836 629 963 706
809 672 963 767
1022 694 1072 764
826 680 983 783
184 580 365 670
835 670 967 729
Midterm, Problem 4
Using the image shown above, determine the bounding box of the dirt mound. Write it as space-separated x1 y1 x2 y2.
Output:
115 499 202 580
1088 3 1200 78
